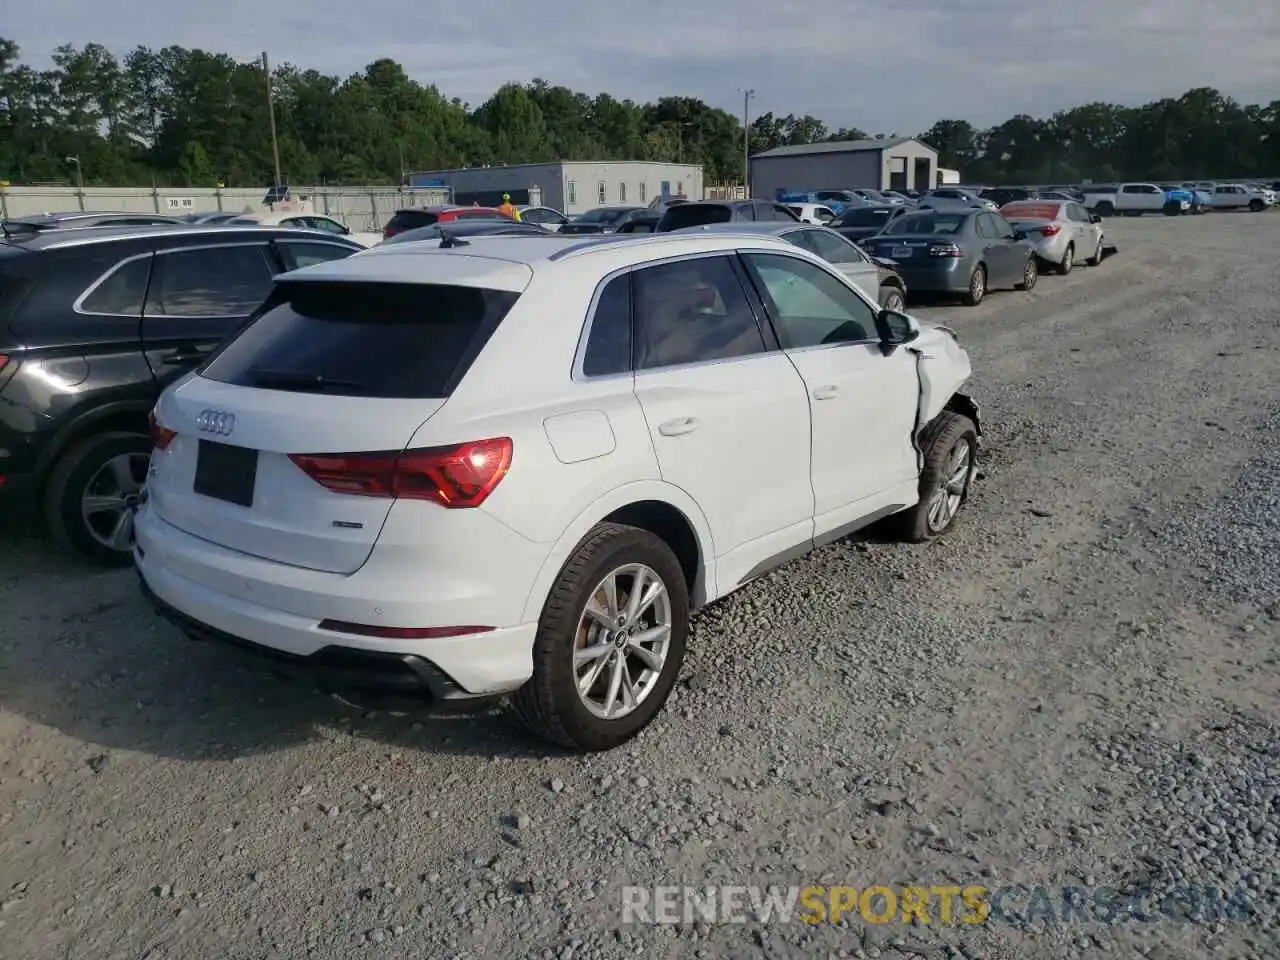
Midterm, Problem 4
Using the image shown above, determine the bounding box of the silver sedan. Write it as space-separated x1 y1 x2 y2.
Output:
999 199 1105 274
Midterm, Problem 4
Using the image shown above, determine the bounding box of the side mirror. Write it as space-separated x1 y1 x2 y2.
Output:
1089 214 1101 223
876 308 920 355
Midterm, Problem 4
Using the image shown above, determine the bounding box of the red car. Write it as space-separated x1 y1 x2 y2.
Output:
381 205 513 240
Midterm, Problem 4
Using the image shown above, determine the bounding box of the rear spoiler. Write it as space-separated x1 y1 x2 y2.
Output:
0 221 42 239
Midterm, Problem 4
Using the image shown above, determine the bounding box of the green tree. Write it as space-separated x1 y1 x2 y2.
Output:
0 34 1275 188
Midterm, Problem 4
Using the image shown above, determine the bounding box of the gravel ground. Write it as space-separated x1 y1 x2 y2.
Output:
1 212 1279 960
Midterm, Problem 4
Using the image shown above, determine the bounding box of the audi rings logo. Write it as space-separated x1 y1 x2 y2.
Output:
196 409 236 436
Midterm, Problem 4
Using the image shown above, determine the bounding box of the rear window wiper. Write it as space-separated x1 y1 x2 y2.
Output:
247 367 370 392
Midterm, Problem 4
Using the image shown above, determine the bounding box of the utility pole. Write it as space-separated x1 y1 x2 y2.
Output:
739 88 755 198
261 51 283 187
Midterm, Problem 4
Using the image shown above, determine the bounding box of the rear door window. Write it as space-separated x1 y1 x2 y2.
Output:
200 281 520 398
79 256 153 316
632 255 765 370
804 229 863 265
145 245 275 318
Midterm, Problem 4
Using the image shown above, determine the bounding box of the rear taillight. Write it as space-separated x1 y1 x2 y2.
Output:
0 354 8 372
928 243 963 257
382 226 400 238
1040 224 1061 237
149 409 175 451
290 437 513 508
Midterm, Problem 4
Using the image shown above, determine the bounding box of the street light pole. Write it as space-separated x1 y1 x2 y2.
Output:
261 51 283 187
739 88 755 198
65 155 83 190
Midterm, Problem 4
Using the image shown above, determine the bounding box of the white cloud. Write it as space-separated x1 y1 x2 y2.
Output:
11 0 1280 133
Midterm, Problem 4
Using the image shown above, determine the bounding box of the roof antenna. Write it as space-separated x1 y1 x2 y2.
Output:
438 228 469 249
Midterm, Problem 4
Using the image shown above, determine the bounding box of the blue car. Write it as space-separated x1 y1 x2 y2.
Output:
1163 186 1209 215
775 189 863 214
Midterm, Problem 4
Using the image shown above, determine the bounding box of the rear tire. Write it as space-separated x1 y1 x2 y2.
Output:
512 523 689 751
44 431 151 567
962 264 986 306
898 411 978 543
1056 243 1074 275
1095 202 1114 217
1016 255 1038 290
878 285 906 314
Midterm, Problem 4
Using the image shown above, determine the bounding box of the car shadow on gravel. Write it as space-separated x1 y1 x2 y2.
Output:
0 521 558 764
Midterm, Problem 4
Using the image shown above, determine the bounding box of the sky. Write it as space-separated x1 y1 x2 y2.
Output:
9 0 1280 135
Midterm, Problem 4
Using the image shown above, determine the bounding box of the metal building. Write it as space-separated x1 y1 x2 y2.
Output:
406 162 704 216
749 138 939 199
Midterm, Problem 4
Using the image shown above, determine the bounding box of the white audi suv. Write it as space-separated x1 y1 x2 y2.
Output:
135 231 981 750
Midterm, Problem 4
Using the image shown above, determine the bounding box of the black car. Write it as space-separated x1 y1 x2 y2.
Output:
382 219 551 244
1 211 186 235
980 187 1040 207
558 207 651 235
829 204 909 243
655 200 802 232
0 224 363 564
614 211 663 234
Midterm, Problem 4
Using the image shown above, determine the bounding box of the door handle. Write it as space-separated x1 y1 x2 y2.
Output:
658 417 699 437
812 384 840 400
160 348 209 366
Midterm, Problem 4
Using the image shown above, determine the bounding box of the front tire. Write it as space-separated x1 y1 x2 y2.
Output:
512 523 689 751
1249 199 1265 212
899 412 978 542
44 431 151 567
1086 236 1105 266
1056 243 1074 275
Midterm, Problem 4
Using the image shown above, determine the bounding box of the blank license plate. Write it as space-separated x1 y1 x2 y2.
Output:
194 440 258 507
891 246 913 258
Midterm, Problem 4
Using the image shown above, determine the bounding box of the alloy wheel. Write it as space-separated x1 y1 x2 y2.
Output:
80 453 149 552
970 269 985 302
573 563 673 720
926 439 972 534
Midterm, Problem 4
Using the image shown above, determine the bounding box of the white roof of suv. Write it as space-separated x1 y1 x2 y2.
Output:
290 233 803 288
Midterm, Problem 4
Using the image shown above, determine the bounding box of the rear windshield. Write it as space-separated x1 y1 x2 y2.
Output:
576 208 631 223
889 213 968 235
200 281 520 398
386 210 440 231
835 207 893 226
657 204 733 231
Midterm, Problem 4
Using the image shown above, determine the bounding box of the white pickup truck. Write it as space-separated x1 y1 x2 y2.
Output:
1209 183 1274 212
1081 183 1166 217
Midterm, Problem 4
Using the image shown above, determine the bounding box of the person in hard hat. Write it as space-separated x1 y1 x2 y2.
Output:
496 194 521 221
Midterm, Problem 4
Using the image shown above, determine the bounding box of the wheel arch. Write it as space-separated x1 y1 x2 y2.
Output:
34 400 153 483
518 481 717 625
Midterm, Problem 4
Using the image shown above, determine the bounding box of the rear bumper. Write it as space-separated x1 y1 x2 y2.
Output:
134 508 538 697
889 259 969 293
1032 236 1070 263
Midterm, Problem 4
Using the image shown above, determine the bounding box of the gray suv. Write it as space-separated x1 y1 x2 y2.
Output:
656 200 802 232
